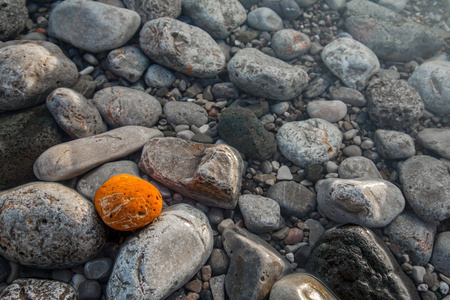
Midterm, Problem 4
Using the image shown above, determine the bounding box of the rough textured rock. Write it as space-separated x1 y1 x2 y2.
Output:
228 48 309 100
384 211 435 266
163 101 208 127
408 61 450 116
0 278 77 300
182 0 246 39
144 64 176 88
305 225 420 300
0 104 64 191
316 178 405 228
123 0 182 24
344 0 443 61
140 17 226 78
139 137 244 209
338 156 382 179
223 226 292 300
93 86 162 128
269 273 338 300
271 29 310 60
399 155 450 222
374 129 415 160
46 88 107 139
321 37 380 91
430 232 450 277
238 194 281 234
0 182 106 269
218 106 277 160
0 41 78 111
366 79 424 130
306 100 347 123
106 204 213 300
266 181 317 218
48 0 141 53
34 126 163 181
276 118 342 167
0 0 27 40
107 46 150 83
416 128 450 160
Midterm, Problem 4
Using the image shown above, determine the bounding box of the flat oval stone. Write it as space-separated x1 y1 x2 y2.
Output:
247 7 283 31
316 178 405 227
430 232 450 277
46 88 107 139
0 182 106 268
124 0 182 24
106 204 213 299
140 17 226 78
0 278 77 300
269 273 338 300
399 155 450 222
321 37 380 91
0 0 27 40
338 156 382 179
34 126 163 181
238 194 281 234
107 46 150 83
48 0 141 53
276 118 342 167
374 129 415 160
416 128 450 160
306 100 347 123
228 48 309 100
93 86 162 128
329 87 367 107
271 29 311 60
139 137 243 209
0 41 78 111
163 101 208 127
182 0 246 39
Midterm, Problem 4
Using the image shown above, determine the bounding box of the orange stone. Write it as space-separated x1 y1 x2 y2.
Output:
94 174 163 231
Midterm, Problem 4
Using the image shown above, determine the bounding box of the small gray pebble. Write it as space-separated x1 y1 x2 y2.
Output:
84 258 114 281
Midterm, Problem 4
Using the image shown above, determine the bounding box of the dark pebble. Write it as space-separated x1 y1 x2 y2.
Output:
52 269 75 283
0 256 11 282
78 279 102 300
206 248 230 276
84 258 114 281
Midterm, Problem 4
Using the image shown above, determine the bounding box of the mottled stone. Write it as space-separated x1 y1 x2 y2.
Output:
247 7 283 31
34 126 163 181
0 41 78 111
49 0 141 53
316 178 405 227
139 137 244 209
416 128 450 160
238 194 281 234
321 37 380 91
305 225 420 300
124 0 182 24
267 181 317 218
430 232 450 277
338 156 382 179
0 279 77 300
0 0 27 40
271 29 310 60
399 155 450 222
276 118 342 167
269 273 338 300
140 17 226 78
0 182 106 268
107 46 150 83
163 101 208 127
374 129 415 160
106 204 213 300
306 100 347 123
93 86 162 128
144 64 176 88
228 48 309 100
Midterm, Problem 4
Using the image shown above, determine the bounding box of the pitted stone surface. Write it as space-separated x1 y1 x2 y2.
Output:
124 0 182 24
0 0 27 41
0 278 77 300
374 129 415 160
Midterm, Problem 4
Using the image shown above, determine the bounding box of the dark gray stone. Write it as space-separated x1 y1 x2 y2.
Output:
0 0 27 40
0 279 77 300
430 232 450 277
211 83 239 100
329 87 367 107
0 256 10 282
78 280 102 300
144 64 176 88
107 46 150 83
207 249 230 276
84 258 114 281
163 101 208 127
238 194 281 234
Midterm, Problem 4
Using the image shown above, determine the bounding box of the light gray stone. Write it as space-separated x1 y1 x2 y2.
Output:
338 156 382 179
343 145 362 157
276 165 293 181
271 29 311 60
0 0 27 40
408 61 450 116
321 37 380 91
374 129 415 160
228 48 309 100
144 64 176 88
316 178 405 228
210 275 226 300
0 278 77 300
271 102 290 115
325 0 346 10
247 7 283 31
140 17 226 78
416 128 450 160
107 46 150 83
106 204 213 300
123 0 182 24
182 0 246 39
139 137 244 209
238 194 281 234
276 118 342 167
93 86 162 128
306 100 347 123
269 273 338 300
0 41 78 111
430 232 450 277
399 155 450 222
378 0 407 12
34 126 163 181
163 101 208 127
49 0 141 53
0 182 106 268
46 88 107 139
329 87 367 107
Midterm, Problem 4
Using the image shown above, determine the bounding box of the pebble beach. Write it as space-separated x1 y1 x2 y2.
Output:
0 0 450 299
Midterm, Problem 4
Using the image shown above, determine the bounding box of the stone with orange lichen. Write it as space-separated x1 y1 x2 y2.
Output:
271 29 311 60
94 174 163 231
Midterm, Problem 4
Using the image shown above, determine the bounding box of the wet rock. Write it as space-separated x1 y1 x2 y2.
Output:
223 226 292 300
238 194 281 234
0 0 27 40
139 137 244 209
366 79 424 130
276 118 342 167
182 0 246 39
107 46 150 83
269 273 338 300
321 37 380 91
106 204 213 299
46 88 107 139
430 232 450 277
218 106 277 160
344 0 443 61
408 61 450 116
306 100 347 123
163 101 208 127
140 17 226 78
416 128 450 160
93 86 162 128
271 29 310 60
305 225 420 300
144 64 176 88
399 155 450 222
338 156 382 179
34 126 163 181
374 129 415 160
384 211 436 266
0 278 77 300
0 182 106 268
0 41 78 111
247 7 283 31
228 48 309 100
316 178 405 227
49 0 141 53
124 0 182 24
329 87 367 107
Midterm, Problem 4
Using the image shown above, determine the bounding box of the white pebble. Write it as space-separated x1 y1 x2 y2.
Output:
441 282 449 295
79 66 94 76
285 252 295 263
417 284 428 292
325 161 339 173
412 266 426 284
277 165 293 181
